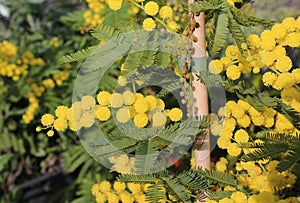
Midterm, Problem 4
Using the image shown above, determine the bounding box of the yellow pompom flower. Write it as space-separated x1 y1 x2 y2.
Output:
41 114 55 126
36 126 42 132
95 193 107 203
156 98 165 109
231 191 247 203
116 107 131 123
53 118 68 131
145 95 157 110
55 105 69 119
95 105 111 121
237 115 251 128
134 98 149 113
91 184 101 196
106 191 119 203
261 30 276 51
107 0 123 11
143 18 156 30
152 111 167 127
99 181 111 193
271 23 286 39
144 1 159 16
97 91 112 106
133 113 149 128
234 129 249 143
114 181 126 193
209 59 224 74
247 34 261 49
275 55 292 72
227 143 241 157
159 6 173 19
262 72 277 86
127 183 141 194
81 95 96 108
47 130 54 137
123 90 134 105
119 191 134 203
226 65 241 80
167 21 179 31
168 108 182 121
111 93 124 108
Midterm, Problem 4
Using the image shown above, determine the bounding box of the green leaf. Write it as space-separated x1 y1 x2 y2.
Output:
165 179 191 202
199 169 237 187
228 14 248 54
211 12 229 54
0 153 13 172
190 1 222 14
145 183 166 203
91 24 121 41
177 169 210 192
134 140 159 174
230 6 274 27
241 143 288 162
59 46 98 64
208 190 233 200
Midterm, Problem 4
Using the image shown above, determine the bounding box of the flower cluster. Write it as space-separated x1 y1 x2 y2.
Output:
211 99 299 157
206 191 299 203
209 17 300 119
208 159 298 203
0 41 45 81
82 0 139 32
38 90 183 136
98 90 182 128
82 0 105 32
141 1 179 31
92 180 167 203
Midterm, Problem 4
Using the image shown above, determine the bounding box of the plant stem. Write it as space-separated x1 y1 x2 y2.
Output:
188 1 211 202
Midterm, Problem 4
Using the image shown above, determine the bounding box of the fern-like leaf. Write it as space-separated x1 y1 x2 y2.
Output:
145 183 166 203
208 190 233 200
190 1 222 14
134 140 160 174
59 46 98 64
91 24 120 41
211 12 229 54
230 6 274 26
228 13 248 54
241 143 288 162
177 169 210 192
165 179 191 202
199 169 237 187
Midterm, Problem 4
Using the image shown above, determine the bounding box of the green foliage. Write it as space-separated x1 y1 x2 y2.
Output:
91 24 121 41
119 168 211 202
59 46 98 64
190 0 273 54
208 190 233 200
198 168 238 187
241 133 300 176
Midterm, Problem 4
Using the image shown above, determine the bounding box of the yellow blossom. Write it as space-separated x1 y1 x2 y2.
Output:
159 6 173 19
116 107 131 123
95 105 111 121
134 113 149 128
167 108 182 121
144 1 159 16
41 114 55 126
143 18 156 30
